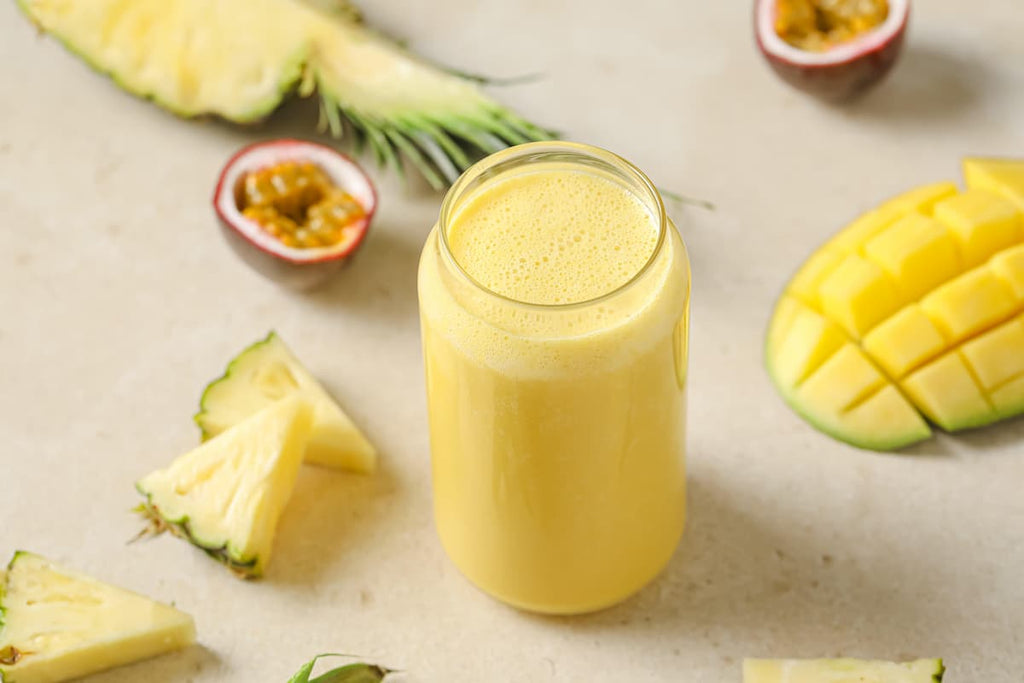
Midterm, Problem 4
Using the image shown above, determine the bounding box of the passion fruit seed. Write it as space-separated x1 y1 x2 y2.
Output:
243 161 328 221
240 161 366 250
775 0 889 52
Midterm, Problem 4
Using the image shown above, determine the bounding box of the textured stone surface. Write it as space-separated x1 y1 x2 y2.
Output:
0 1 1022 681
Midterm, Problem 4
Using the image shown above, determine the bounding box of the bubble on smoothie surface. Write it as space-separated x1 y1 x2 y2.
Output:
447 168 659 305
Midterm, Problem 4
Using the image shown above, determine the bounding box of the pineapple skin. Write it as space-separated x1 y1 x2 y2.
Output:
137 395 315 578
15 0 309 123
743 658 945 683
15 0 554 187
194 331 378 473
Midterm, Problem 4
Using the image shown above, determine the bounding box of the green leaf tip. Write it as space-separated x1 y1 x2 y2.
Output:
659 188 715 211
310 662 391 683
288 655 393 683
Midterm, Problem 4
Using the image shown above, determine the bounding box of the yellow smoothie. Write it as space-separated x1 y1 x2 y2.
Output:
418 143 690 613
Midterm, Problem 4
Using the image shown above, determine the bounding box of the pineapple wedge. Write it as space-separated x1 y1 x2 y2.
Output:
743 658 945 683
195 332 376 473
0 552 195 683
138 395 314 578
16 0 553 188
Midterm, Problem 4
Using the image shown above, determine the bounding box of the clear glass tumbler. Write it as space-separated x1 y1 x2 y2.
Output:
417 142 690 614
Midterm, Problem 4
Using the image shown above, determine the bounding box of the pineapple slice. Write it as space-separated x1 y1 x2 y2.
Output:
195 332 376 473
16 0 553 188
0 552 195 683
138 395 314 578
743 658 945 683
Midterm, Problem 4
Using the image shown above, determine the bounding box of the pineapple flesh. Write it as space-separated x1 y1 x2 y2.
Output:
138 395 314 578
195 331 377 473
0 553 195 683
743 658 945 683
17 0 553 188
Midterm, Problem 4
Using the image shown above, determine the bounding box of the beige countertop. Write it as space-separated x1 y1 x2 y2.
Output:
1 2 1022 681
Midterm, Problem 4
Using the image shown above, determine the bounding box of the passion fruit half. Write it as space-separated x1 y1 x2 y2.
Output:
213 139 377 290
755 0 909 101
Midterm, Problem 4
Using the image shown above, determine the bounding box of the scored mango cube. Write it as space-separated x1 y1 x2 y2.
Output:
818 255 902 338
770 304 848 389
796 344 886 413
990 376 1024 418
920 268 1019 343
959 316 1024 390
902 352 996 431
933 189 1022 268
862 305 948 379
833 204 902 252
767 164 1024 451
788 246 846 307
880 181 958 216
837 385 931 451
990 244 1024 300
964 158 1024 211
863 213 961 301
767 295 802 354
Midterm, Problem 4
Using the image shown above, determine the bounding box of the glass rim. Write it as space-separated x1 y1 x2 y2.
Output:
437 141 668 312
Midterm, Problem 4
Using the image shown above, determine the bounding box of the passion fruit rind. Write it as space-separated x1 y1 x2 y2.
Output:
755 0 910 101
213 139 377 290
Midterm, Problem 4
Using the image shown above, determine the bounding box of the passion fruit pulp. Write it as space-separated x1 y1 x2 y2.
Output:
213 139 377 290
755 0 909 101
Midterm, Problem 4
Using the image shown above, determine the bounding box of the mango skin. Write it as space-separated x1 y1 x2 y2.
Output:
766 296 931 451
767 159 1024 451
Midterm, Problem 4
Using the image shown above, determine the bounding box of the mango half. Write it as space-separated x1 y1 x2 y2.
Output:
767 158 1024 450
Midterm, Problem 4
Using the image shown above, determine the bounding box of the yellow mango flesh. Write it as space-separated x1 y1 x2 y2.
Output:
963 157 1024 211
789 246 845 307
863 213 961 302
818 255 901 338
767 162 1024 450
991 376 1024 418
880 181 959 215
920 267 1019 343
902 352 995 431
768 302 847 388
831 204 903 252
959 315 1024 390
862 305 947 379
767 296 931 450
991 245 1024 298
933 189 1022 267
796 344 886 413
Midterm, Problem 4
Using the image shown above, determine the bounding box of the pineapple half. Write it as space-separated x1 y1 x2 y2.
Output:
137 394 314 578
195 331 376 473
16 0 554 189
0 552 195 683
744 658 945 683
